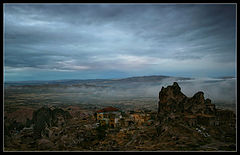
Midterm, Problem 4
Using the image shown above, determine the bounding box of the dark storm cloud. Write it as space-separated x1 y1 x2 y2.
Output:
3 4 236 81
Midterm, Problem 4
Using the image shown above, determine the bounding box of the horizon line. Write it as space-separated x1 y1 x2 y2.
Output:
3 74 236 83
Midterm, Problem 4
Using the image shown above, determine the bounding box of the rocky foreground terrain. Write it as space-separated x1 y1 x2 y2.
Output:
4 82 236 151
155 82 236 151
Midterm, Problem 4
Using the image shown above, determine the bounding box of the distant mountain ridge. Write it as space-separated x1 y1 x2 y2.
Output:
4 75 192 86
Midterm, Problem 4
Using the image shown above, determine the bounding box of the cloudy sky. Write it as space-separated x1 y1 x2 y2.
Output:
4 3 236 81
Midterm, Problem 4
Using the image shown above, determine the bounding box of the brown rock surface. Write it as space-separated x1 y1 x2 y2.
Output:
37 138 55 150
156 82 236 151
158 82 186 114
158 82 216 115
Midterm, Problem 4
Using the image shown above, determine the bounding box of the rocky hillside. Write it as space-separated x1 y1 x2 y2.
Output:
156 82 236 150
4 82 236 151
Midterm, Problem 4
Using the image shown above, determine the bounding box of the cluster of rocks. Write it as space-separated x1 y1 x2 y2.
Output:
157 82 236 126
4 106 101 151
158 82 216 115
30 106 72 139
156 82 236 150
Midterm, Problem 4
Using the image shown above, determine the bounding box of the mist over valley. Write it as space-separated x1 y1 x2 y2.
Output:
4 75 236 111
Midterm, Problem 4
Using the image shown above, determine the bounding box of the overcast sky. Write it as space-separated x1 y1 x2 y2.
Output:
4 3 236 81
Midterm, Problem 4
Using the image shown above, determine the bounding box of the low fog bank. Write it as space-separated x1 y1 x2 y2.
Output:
98 77 236 105
54 77 236 105
179 78 236 105
93 77 235 105
5 77 236 107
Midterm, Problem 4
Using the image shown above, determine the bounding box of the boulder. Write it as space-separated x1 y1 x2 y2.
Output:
37 138 55 150
31 106 72 139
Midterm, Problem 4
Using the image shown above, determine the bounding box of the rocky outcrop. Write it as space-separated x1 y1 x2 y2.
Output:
31 106 72 139
157 82 236 132
156 82 236 150
158 82 187 114
158 82 216 115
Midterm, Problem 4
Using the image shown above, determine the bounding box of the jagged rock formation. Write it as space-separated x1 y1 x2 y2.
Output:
158 82 216 115
156 82 236 150
158 82 186 114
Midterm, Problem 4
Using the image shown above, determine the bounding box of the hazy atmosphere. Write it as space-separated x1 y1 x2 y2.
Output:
4 4 236 81
3 3 237 151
